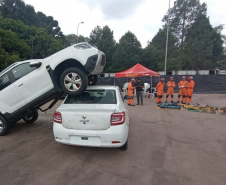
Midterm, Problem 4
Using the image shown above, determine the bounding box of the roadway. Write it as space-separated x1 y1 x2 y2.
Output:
0 94 226 185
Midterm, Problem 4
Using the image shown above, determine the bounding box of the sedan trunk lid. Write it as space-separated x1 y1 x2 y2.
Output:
59 104 116 130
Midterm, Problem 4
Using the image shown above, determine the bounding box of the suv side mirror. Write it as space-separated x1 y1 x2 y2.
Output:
30 61 42 68
124 95 131 100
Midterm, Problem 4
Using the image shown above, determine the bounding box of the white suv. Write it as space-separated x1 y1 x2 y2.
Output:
0 42 106 136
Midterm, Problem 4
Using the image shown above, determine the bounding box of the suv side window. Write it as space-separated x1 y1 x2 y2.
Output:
12 63 36 80
0 73 11 91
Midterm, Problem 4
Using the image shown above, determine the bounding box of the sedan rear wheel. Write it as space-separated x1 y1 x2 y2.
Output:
60 68 88 96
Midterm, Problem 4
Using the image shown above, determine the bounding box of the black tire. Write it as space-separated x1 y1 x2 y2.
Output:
0 115 10 136
120 140 128 150
23 109 38 124
60 67 88 96
88 74 98 86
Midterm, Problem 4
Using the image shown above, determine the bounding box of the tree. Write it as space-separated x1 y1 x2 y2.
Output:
214 25 226 69
89 25 116 72
0 28 31 58
112 31 141 72
184 14 224 70
0 28 27 69
89 26 103 47
0 16 64 64
162 0 207 69
144 28 178 71
163 0 207 47
0 0 63 37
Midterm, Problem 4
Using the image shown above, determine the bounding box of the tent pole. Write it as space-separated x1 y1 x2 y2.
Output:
114 77 115 86
151 76 152 92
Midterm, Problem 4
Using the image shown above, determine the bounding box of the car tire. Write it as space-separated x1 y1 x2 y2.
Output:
60 67 88 96
0 115 10 136
88 74 98 86
23 109 38 124
120 140 128 150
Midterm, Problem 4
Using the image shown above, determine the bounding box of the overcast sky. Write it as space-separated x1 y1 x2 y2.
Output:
23 0 226 48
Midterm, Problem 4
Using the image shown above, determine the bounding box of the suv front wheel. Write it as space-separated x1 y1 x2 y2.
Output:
60 68 88 96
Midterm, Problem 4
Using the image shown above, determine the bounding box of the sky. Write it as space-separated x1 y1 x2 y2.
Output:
23 0 226 48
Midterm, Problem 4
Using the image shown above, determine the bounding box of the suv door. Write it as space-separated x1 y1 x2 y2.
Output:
11 62 54 105
0 73 25 114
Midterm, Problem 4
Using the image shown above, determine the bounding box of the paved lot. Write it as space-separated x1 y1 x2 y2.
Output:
0 94 226 185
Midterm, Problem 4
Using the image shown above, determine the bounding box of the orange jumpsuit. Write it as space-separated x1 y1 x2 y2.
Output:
127 82 135 105
185 80 195 103
177 80 188 103
166 81 176 102
156 82 164 103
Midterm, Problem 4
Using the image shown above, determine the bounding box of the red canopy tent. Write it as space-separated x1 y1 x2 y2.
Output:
115 63 160 78
114 63 160 92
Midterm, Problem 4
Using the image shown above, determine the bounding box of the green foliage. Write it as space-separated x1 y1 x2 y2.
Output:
0 15 64 70
163 0 207 47
0 28 30 69
0 0 225 72
144 28 178 71
0 37 20 70
157 0 225 70
64 34 78 47
0 0 63 38
184 15 214 69
111 31 141 72
89 25 116 72
0 28 31 58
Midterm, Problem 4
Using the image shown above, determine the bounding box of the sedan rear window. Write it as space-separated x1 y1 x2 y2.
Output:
64 90 117 104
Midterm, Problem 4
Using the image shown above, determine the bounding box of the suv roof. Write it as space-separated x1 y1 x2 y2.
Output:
0 59 42 76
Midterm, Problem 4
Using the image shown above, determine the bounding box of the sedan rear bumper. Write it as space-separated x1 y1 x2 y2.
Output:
53 122 128 148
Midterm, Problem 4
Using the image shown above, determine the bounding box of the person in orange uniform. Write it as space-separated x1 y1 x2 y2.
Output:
166 77 176 103
127 78 136 106
185 76 195 104
177 76 188 104
156 78 165 104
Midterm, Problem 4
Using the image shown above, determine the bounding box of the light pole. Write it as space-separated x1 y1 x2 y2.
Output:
31 31 43 58
77 21 84 43
164 0 171 75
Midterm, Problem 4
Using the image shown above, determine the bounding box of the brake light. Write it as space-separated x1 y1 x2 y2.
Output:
54 111 62 124
111 112 125 126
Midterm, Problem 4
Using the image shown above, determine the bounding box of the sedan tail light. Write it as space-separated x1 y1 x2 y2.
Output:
111 112 125 126
54 111 62 124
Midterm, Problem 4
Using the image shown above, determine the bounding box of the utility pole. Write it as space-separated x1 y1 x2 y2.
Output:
164 0 171 75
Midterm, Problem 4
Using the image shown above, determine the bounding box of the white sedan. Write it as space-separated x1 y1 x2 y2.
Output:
53 85 130 150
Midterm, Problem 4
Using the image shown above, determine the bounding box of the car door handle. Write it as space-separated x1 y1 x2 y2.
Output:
18 83 23 87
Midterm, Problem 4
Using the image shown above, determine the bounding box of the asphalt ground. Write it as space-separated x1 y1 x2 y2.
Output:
0 93 226 185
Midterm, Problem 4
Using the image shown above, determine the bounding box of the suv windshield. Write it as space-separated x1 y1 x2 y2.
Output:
64 89 117 104
74 42 92 49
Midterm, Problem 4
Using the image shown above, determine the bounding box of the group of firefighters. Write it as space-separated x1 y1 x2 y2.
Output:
126 76 195 106
156 76 195 104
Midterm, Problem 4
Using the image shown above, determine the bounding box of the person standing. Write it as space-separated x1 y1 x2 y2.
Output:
135 78 144 106
177 76 188 104
184 76 195 104
127 78 136 106
166 77 176 103
156 78 165 104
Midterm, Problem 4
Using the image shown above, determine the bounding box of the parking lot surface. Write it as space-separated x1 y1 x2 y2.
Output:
1 94 226 185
